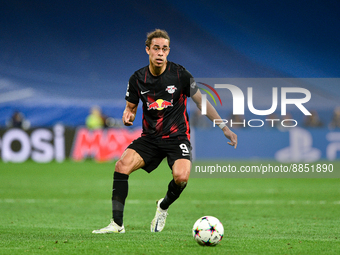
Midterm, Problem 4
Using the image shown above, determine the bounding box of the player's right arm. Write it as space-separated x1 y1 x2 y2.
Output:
124 73 140 126
122 101 138 126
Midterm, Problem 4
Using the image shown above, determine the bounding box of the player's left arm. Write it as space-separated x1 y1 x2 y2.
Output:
191 90 238 149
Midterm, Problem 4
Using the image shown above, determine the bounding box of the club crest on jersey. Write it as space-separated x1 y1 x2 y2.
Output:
147 99 173 111
165 85 177 94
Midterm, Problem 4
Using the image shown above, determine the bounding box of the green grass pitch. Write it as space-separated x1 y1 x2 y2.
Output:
0 160 339 254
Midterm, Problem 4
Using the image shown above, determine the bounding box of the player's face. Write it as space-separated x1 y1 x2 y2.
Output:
146 38 170 70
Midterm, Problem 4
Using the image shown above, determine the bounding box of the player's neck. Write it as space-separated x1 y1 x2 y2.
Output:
149 61 167 76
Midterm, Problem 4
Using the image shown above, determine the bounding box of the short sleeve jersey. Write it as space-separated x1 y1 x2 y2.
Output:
125 61 198 140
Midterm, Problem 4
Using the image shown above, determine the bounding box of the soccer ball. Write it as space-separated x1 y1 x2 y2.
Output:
192 216 224 246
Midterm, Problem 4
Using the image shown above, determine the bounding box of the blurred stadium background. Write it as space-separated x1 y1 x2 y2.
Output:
0 0 340 162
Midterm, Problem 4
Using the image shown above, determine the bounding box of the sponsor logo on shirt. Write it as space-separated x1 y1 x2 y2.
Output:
147 99 173 110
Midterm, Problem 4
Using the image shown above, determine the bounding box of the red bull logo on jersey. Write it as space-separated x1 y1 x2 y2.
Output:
147 99 173 110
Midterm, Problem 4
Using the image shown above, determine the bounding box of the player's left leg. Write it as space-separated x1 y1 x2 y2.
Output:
151 159 191 232
161 158 191 209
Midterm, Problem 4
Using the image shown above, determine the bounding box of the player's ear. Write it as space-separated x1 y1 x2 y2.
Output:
145 46 150 55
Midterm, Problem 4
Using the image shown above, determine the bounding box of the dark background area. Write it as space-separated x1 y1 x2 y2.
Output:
0 0 339 126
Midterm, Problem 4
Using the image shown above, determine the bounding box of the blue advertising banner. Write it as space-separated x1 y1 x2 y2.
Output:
193 127 340 162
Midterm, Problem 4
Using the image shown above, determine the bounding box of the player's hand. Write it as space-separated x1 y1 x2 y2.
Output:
222 127 238 149
122 111 135 126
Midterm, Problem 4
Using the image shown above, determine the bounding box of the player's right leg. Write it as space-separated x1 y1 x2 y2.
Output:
92 148 144 234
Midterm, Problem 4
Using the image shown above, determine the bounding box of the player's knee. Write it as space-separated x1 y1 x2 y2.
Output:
173 169 190 187
115 159 130 175
174 176 188 188
172 159 190 187
178 181 187 189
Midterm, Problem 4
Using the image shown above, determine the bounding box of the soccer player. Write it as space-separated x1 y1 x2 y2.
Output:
92 29 237 234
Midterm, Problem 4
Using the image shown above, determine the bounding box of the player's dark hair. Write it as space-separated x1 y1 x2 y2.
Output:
145 29 170 47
